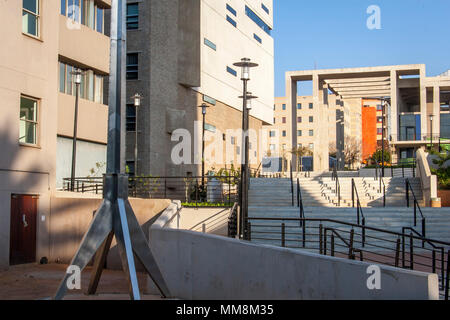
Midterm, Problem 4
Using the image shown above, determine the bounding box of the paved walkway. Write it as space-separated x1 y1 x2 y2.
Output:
0 263 164 300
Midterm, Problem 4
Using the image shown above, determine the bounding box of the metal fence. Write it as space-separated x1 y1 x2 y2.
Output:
63 176 240 205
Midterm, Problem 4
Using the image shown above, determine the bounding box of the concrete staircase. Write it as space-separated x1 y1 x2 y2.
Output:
249 177 424 208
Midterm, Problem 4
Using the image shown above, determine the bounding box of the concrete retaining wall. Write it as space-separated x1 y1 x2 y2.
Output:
147 201 439 300
416 149 438 206
49 194 170 270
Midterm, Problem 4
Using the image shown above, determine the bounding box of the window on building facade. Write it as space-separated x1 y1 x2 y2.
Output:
253 33 262 44
269 144 276 151
126 3 139 30
297 103 302 109
261 3 270 15
282 130 286 137
377 117 383 123
282 117 286 124
309 116 314 123
126 161 135 176
282 104 286 110
309 103 313 109
245 5 271 35
127 53 139 80
309 130 314 136
23 0 40 37
297 130 302 136
297 143 302 148
60 0 104 34
227 66 237 77
231 136 236 145
297 117 302 123
204 38 217 51
309 143 314 150
19 96 39 145
273 118 276 124
377 128 383 135
126 104 136 132
269 131 276 137
59 61 104 103
226 15 237 27
236 146 240 155
226 4 237 16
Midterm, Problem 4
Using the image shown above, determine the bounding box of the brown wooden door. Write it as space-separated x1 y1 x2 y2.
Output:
10 195 37 265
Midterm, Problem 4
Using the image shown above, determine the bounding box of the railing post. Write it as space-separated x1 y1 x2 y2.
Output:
441 248 445 291
402 232 405 268
323 229 327 255
395 238 401 267
410 233 414 270
331 234 335 257
302 220 306 248
247 222 251 241
349 229 354 259
414 200 417 226
422 218 426 239
319 224 323 254
352 179 355 208
281 223 286 247
362 217 366 247
432 250 436 274
406 180 410 208
445 250 449 300
383 185 386 207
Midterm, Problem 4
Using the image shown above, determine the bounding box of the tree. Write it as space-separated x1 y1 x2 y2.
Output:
291 146 313 172
430 150 450 189
371 149 391 165
344 136 361 170
329 142 337 159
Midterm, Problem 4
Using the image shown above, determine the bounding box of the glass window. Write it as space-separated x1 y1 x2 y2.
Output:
127 3 139 30
282 117 286 124
309 130 314 137
261 3 270 15
309 116 314 123
440 114 450 139
126 161 135 176
297 130 302 136
226 15 237 28
22 0 40 37
59 63 66 93
282 131 286 137
309 103 313 109
253 33 262 44
19 96 38 145
269 144 276 151
297 103 302 109
236 146 240 155
226 4 236 16
127 53 139 80
282 104 286 110
61 0 66 15
204 38 216 51
309 143 314 149
66 64 73 95
297 117 302 123
273 118 276 124
226 66 237 77
245 5 271 35
269 131 276 137
94 75 103 104
126 104 136 131
96 7 103 33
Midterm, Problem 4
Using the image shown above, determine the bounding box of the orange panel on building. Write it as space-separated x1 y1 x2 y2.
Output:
362 106 377 161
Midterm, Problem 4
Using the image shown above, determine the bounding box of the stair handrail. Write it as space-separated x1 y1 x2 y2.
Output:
324 227 363 260
374 161 386 207
351 178 366 246
297 178 305 227
405 178 426 237
290 160 294 206
332 164 341 207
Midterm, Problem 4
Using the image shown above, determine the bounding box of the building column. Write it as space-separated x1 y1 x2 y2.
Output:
390 70 398 143
287 75 297 170
312 73 329 172
433 86 441 137
336 95 345 170
420 67 427 141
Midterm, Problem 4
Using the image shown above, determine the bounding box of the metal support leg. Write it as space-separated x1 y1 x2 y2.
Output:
87 231 114 295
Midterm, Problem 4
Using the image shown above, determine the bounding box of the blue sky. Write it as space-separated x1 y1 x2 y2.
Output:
273 0 450 96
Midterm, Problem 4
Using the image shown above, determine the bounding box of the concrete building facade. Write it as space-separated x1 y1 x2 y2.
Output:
125 0 274 177
282 65 450 172
0 0 111 268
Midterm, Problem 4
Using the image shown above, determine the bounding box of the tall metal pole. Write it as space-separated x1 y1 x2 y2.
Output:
70 81 80 191
134 106 138 176
202 110 206 187
241 80 248 239
430 116 433 151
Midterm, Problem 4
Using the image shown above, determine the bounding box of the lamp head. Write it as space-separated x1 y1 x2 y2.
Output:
132 93 143 107
233 58 258 81
72 69 83 85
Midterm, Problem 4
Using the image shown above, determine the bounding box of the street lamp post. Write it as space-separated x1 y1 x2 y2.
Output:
233 58 258 240
132 93 142 176
70 69 83 191
381 98 385 177
198 103 210 187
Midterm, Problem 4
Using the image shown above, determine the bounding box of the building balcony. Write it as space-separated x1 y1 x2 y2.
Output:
57 93 108 144
58 15 110 74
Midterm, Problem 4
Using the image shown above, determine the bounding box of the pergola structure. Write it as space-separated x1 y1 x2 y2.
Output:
285 64 429 172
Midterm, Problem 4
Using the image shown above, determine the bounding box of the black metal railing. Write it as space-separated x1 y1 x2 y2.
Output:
406 178 426 237
389 160 416 178
290 161 294 206
374 162 386 207
63 176 240 206
351 178 366 246
297 178 305 227
246 216 450 300
63 177 103 194
331 165 341 207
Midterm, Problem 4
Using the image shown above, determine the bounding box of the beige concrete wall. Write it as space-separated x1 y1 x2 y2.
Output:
57 93 108 144
49 194 171 270
58 15 110 74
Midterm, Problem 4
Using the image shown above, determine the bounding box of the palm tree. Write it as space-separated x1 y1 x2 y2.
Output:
291 146 313 172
